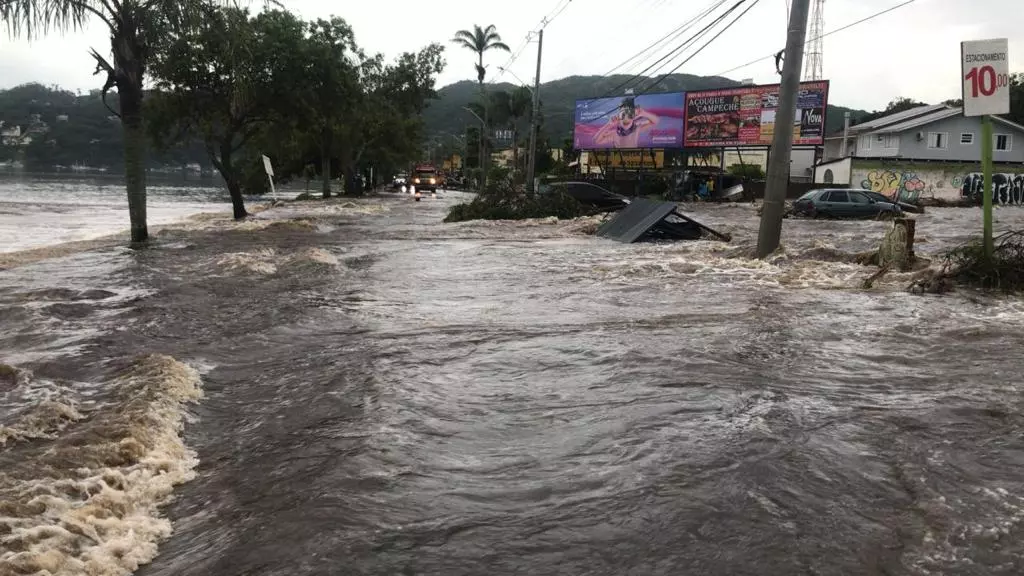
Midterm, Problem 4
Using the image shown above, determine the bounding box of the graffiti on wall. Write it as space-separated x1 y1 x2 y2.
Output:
957 173 1024 205
860 170 926 203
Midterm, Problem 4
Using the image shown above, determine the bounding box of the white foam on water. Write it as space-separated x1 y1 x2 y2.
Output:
0 355 203 576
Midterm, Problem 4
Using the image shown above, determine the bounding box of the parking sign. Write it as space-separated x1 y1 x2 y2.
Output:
961 38 1010 117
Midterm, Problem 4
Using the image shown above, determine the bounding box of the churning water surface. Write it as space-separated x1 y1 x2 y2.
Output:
2 185 1024 576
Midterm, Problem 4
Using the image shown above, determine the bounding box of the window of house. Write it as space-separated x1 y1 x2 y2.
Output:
995 134 1012 151
860 135 872 150
883 135 900 149
960 133 974 145
927 132 948 149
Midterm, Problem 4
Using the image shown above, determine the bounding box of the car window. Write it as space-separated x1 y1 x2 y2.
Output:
849 191 871 204
824 190 848 202
798 190 820 200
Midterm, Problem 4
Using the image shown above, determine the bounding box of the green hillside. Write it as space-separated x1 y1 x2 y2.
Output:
424 74 867 144
0 83 205 170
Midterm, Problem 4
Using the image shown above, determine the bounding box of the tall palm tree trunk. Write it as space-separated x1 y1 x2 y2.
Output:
119 83 148 243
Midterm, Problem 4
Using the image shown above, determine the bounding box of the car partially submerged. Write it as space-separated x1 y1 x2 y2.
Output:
539 181 630 211
857 189 924 214
791 188 903 219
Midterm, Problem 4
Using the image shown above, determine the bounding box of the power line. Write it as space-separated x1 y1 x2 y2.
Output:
639 0 763 94
601 0 747 98
603 0 730 78
583 0 761 125
714 0 918 78
493 0 574 83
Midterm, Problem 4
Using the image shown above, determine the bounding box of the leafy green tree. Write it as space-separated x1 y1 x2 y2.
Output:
148 7 307 217
300 17 360 198
1009 73 1024 127
1 0 206 243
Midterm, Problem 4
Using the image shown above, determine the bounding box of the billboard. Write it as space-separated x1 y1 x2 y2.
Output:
574 92 685 150
587 149 665 169
683 81 829 147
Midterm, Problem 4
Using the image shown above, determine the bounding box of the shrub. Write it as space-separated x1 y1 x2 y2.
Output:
727 163 765 180
944 230 1024 291
445 178 586 223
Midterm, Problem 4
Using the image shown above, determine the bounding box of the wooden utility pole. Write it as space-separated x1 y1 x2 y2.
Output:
526 29 544 192
756 0 812 258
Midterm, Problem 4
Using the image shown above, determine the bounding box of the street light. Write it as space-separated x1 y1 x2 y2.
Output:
462 107 487 191
497 67 534 95
462 106 485 126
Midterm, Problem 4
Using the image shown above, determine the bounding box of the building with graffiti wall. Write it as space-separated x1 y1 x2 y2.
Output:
815 104 1024 205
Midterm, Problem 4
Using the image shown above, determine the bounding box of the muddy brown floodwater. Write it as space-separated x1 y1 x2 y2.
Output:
2 191 1024 576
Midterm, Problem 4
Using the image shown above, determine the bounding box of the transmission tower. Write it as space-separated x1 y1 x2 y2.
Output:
803 0 825 80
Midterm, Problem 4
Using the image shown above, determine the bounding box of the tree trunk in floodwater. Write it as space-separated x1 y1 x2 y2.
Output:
120 86 148 243
321 129 332 199
878 218 917 271
215 142 248 220
343 164 359 197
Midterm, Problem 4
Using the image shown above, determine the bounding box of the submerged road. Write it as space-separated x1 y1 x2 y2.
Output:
3 191 1024 575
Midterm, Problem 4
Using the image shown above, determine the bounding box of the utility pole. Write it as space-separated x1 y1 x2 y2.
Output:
755 0 812 259
840 111 850 157
526 28 544 192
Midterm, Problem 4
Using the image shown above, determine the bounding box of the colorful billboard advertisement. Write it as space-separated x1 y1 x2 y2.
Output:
683 81 829 147
574 92 685 150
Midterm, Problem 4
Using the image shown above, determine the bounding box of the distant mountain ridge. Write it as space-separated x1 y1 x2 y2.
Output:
423 74 867 144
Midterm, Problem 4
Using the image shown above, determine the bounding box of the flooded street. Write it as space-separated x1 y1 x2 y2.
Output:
3 190 1024 575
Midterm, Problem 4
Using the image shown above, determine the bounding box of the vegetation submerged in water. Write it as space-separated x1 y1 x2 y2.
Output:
944 231 1024 291
444 178 588 223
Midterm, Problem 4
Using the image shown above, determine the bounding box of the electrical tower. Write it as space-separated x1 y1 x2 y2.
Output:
803 0 824 80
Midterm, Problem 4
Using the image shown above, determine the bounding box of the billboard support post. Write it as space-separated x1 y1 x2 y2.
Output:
756 0 812 259
526 29 544 193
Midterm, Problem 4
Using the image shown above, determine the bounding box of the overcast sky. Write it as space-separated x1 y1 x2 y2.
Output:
0 0 1021 112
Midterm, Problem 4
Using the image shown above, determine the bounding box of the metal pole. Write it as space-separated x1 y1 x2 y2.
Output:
756 0 812 259
526 29 544 192
840 111 851 157
982 114 994 258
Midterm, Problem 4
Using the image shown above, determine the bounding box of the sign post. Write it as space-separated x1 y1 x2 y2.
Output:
961 38 1010 259
261 154 276 195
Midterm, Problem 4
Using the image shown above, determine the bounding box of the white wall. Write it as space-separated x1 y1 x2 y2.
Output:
814 157 851 185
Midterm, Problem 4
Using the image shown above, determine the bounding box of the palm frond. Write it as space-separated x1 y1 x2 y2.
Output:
488 41 510 52
0 0 96 39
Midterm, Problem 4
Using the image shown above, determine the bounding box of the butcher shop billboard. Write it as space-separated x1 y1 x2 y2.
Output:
683 81 829 147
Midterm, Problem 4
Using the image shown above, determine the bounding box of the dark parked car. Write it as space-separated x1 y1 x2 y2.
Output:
792 188 902 219
539 181 630 211
857 189 924 214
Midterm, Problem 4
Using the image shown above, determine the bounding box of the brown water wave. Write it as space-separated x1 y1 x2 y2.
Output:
0 355 202 576
1 192 1024 575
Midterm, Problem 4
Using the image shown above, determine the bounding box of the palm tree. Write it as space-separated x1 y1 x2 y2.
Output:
450 24 510 187
1 0 205 243
450 24 510 85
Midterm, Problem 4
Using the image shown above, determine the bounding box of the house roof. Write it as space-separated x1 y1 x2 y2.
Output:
850 103 950 133
875 107 962 134
992 116 1024 133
